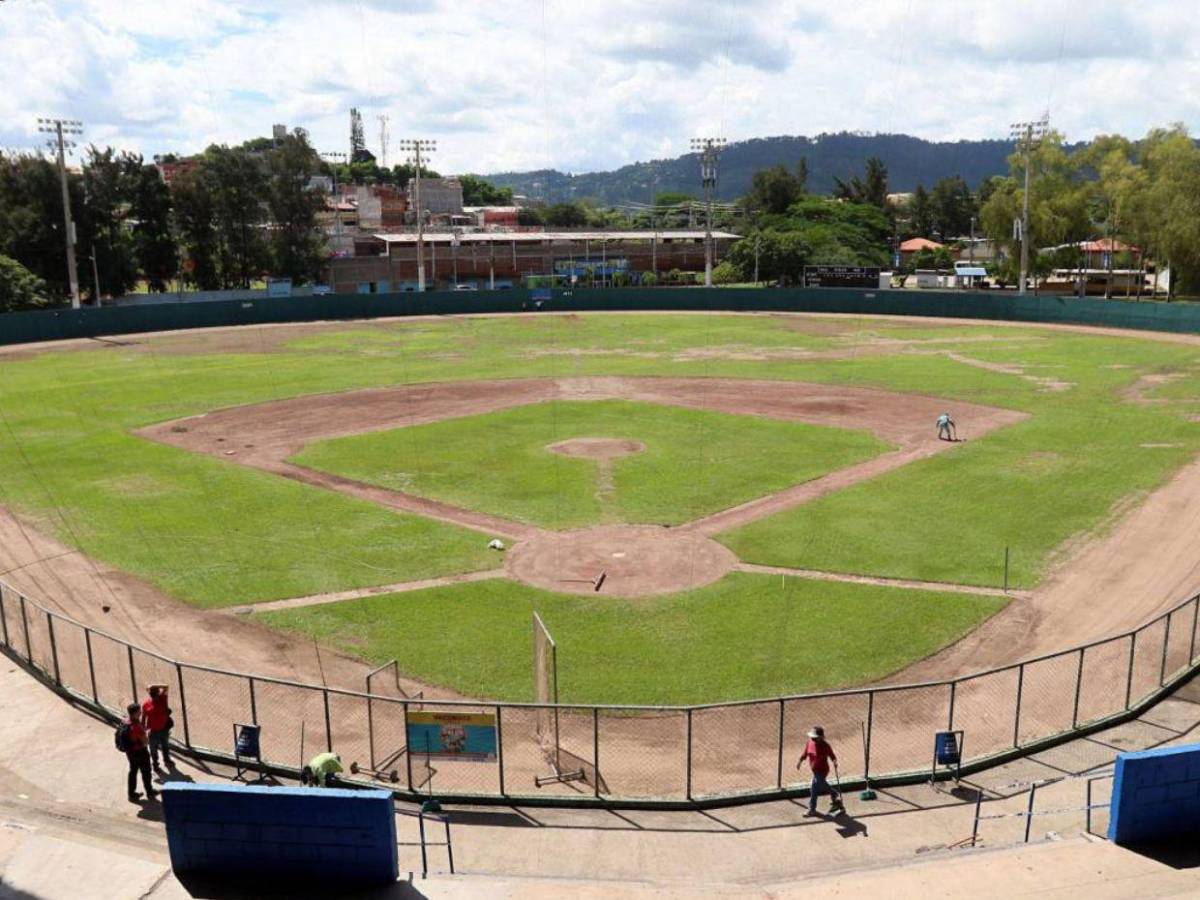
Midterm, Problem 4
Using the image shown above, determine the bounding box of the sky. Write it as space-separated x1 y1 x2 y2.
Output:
1 0 1198 175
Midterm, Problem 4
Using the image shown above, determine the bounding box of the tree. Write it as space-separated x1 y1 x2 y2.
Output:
542 202 589 227
517 207 544 226
203 145 271 288
170 167 220 290
909 185 934 238
128 161 177 292
1137 126 1200 297
458 174 514 205
833 156 889 208
0 253 55 312
745 161 807 214
81 147 140 299
0 152 87 299
928 175 975 239
267 130 326 284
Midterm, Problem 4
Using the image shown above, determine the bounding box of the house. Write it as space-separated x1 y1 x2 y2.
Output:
898 237 945 266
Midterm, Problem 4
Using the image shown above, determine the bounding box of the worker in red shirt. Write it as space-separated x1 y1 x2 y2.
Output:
118 703 158 802
798 725 844 817
141 684 174 774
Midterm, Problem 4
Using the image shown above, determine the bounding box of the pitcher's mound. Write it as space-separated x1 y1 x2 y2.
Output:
546 438 645 460
507 525 736 597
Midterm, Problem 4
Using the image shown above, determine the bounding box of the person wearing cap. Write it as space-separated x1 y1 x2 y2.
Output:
936 412 956 441
798 725 843 816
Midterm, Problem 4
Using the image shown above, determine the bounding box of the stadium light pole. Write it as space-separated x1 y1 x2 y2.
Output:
690 137 725 287
398 139 436 292
37 117 84 308
320 151 347 241
1009 113 1049 296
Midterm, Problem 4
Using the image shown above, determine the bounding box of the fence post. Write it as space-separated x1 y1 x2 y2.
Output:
496 705 506 797
1012 663 1025 747
685 708 693 801
776 698 785 789
46 610 61 685
18 594 31 662
1190 595 1199 666
176 663 191 747
1071 647 1085 728
323 688 332 752
864 692 874 785
126 644 137 702
367 688 376 771
1159 614 1172 686
403 700 413 791
1124 632 1137 709
84 629 98 703
248 677 258 726
592 707 600 799
0 585 9 647
947 681 957 731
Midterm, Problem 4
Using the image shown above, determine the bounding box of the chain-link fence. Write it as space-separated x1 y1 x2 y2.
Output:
1 575 1197 807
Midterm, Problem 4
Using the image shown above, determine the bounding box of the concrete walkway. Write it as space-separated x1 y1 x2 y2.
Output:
1 654 1197 898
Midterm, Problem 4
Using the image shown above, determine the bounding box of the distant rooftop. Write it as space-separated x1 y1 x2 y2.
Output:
371 230 741 244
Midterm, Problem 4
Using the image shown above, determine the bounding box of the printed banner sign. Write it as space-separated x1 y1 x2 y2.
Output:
407 711 498 761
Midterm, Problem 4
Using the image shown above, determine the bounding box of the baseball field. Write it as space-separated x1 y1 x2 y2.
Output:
2 311 1198 706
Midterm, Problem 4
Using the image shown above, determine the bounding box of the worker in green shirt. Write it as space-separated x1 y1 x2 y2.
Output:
301 751 344 787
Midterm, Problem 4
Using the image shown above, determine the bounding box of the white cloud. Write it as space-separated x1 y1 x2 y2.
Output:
0 0 1196 173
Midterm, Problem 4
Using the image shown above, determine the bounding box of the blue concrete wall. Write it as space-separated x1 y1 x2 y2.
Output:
1108 742 1200 845
161 783 397 886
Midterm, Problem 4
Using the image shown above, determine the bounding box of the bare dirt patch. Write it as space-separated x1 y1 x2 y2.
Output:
506 525 736 597
1121 372 1184 405
547 438 645 460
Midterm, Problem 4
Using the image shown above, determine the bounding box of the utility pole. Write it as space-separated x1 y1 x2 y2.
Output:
320 151 347 242
969 215 976 263
690 137 725 287
90 246 101 306
377 115 390 168
1009 113 1049 295
37 117 83 308
398 139 436 292
754 234 761 285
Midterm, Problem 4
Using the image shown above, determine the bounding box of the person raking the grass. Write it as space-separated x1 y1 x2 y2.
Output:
936 411 957 442
798 725 844 817
301 751 344 788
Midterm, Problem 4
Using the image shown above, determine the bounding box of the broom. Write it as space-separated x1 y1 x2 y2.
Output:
859 721 877 801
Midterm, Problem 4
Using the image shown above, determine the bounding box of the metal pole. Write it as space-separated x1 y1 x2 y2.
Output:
85 629 98 703
592 707 601 799
971 789 983 846
176 663 191 747
1190 595 1199 666
1071 647 1085 728
127 644 137 703
248 677 258 726
404 700 414 790
367 684 376 771
46 611 60 685
444 818 454 874
685 708 693 801
1024 783 1038 842
1086 777 1093 836
1019 133 1031 296
864 692 874 785
947 681 957 731
90 246 101 307
418 812 428 877
0 586 9 647
496 705 506 797
323 687 332 752
776 698 785 789
1159 615 1172 686
42 120 81 309
18 594 31 662
1004 546 1010 592
1012 663 1025 747
1125 632 1137 709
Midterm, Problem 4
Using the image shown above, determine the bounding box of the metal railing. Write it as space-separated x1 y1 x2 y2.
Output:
1 576 1196 807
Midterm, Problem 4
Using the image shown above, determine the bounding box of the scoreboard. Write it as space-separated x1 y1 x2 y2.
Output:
802 265 881 288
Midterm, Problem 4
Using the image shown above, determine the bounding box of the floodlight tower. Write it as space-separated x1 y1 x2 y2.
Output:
377 115 390 168
398 138 436 292
690 137 725 287
37 117 84 308
1009 113 1050 295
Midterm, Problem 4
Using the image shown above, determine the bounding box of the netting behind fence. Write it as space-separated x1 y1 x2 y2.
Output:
0 578 1195 806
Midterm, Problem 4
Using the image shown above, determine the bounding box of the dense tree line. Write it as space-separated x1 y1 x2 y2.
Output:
0 129 328 308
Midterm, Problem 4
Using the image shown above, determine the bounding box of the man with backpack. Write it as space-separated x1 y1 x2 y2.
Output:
116 702 157 803
141 684 174 774
798 725 844 817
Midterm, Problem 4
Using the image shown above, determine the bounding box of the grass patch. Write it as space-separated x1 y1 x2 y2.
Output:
292 400 889 529
260 574 1006 704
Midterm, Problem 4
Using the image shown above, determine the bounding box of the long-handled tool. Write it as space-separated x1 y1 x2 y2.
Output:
859 721 876 801
830 761 846 815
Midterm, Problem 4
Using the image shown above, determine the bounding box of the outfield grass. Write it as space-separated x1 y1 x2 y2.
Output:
292 400 889 529
259 574 1006 704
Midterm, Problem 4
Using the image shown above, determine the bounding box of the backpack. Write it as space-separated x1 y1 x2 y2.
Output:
115 722 133 753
